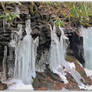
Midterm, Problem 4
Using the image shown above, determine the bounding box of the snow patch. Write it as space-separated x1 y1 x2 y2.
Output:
54 69 68 84
61 87 68 91
84 68 92 77
79 84 92 91
67 62 75 69
5 79 33 90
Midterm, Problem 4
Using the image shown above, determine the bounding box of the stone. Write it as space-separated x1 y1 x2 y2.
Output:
0 82 7 90
33 66 65 90
36 25 51 63
67 31 85 66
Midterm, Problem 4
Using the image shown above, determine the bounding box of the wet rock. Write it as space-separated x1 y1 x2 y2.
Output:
65 72 80 90
56 27 61 39
33 64 81 90
66 31 85 66
36 25 51 63
87 77 92 85
31 28 40 39
33 66 65 90
65 55 91 85
0 21 11 70
34 2 40 7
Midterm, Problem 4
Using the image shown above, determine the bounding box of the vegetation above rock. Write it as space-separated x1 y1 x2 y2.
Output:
0 2 92 28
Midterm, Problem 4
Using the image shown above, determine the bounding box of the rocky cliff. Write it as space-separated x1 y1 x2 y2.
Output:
0 2 92 90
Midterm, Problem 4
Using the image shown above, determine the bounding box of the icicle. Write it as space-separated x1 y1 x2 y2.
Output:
49 24 61 72
14 24 23 80
80 26 92 70
48 24 67 83
14 19 39 84
17 24 23 39
49 24 85 86
32 36 39 75
59 26 68 40
2 46 7 81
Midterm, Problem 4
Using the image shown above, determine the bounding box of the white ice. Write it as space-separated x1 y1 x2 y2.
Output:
4 79 33 90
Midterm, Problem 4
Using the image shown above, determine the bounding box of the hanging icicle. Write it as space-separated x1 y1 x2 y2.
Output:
80 26 92 70
2 46 7 81
14 19 39 84
49 24 85 86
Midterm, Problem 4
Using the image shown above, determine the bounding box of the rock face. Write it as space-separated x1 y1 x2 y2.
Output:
36 25 51 63
0 2 92 91
0 19 11 71
33 67 64 90
33 55 92 90
65 55 92 85
33 65 80 90
66 30 85 66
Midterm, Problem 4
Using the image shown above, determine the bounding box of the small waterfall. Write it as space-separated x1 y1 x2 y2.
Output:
80 26 92 70
13 19 39 84
49 24 85 86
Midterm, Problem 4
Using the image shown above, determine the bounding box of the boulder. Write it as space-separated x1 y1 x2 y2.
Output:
33 65 80 90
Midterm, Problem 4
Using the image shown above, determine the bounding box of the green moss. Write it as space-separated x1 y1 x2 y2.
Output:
65 55 75 62
0 11 20 24
54 19 65 27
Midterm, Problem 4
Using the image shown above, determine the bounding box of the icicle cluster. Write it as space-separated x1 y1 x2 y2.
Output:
80 26 92 70
49 24 85 86
13 19 39 84
49 24 68 83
